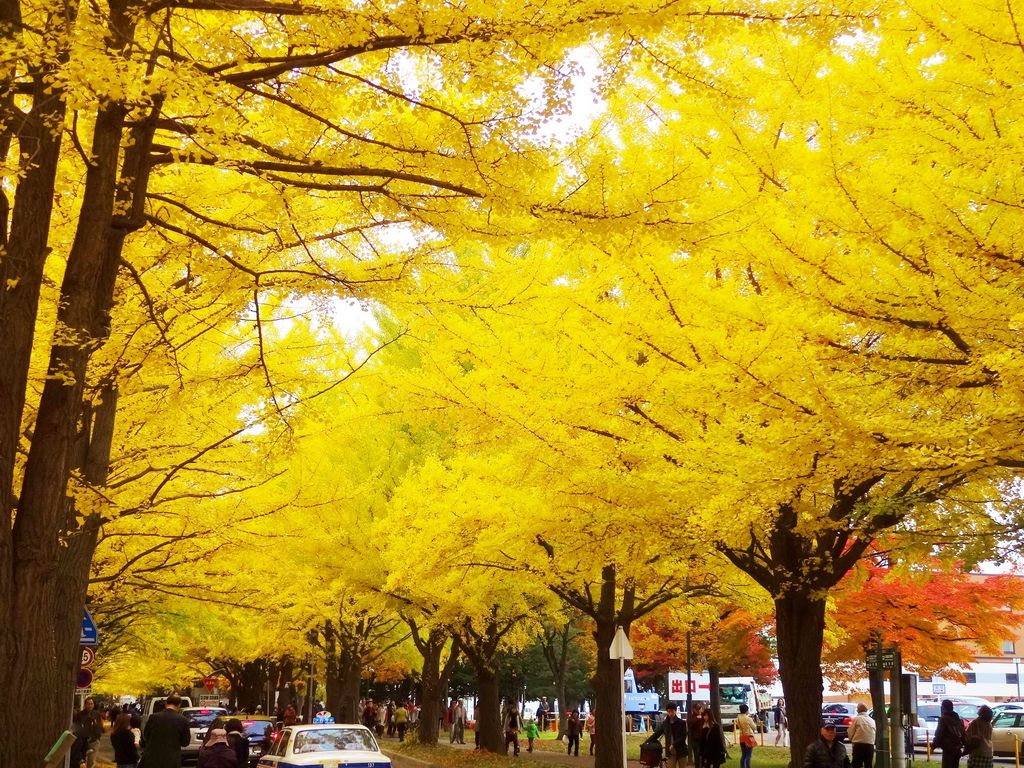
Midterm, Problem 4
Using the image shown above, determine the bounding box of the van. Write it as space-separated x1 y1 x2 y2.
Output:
141 695 194 728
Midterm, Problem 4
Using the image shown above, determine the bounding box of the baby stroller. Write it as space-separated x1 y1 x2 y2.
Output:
640 740 664 768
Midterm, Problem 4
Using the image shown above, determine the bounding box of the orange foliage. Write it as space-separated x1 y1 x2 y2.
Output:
827 561 1024 678
630 605 776 685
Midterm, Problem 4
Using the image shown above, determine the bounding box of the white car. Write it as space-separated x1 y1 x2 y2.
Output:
258 724 391 768
992 710 1024 755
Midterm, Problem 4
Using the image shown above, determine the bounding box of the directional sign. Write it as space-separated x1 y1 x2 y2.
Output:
881 649 897 670
76 668 94 690
80 647 95 668
80 609 98 646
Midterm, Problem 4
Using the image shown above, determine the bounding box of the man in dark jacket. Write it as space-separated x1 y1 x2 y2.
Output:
648 703 688 768
931 700 966 768
141 695 191 768
804 722 848 768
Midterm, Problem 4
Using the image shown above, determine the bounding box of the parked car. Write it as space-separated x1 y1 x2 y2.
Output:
821 703 860 742
912 701 979 746
179 707 228 763
257 724 390 768
992 710 1024 755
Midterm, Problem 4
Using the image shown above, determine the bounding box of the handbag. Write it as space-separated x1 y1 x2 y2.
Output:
740 734 757 749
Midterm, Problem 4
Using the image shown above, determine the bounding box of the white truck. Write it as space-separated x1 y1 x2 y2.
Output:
666 672 769 727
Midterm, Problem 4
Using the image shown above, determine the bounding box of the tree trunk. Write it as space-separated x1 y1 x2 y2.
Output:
337 656 361 724
476 667 502 753
417 642 445 745
776 593 826 768
593 564 624 768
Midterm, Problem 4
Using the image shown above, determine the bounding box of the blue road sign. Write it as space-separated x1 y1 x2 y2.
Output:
80 609 98 645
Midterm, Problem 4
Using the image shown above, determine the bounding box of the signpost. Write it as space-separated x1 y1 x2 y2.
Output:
203 676 218 693
76 668 94 690
80 609 98 646
610 627 634 768
80 647 95 668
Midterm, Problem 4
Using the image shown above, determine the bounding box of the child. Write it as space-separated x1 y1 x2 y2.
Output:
525 718 541 753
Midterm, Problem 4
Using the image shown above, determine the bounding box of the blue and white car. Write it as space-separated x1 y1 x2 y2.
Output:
258 724 391 768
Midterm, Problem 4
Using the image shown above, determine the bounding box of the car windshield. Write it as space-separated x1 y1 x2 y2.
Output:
720 686 749 705
244 721 274 737
955 705 979 719
293 728 377 754
918 705 941 719
183 710 224 727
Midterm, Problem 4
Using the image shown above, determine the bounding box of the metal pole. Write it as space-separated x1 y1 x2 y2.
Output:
686 631 693 716
1016 659 1021 700
892 648 905 768
621 656 628 768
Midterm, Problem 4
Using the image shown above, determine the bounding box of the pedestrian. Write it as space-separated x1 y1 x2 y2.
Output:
536 699 548 732
525 718 540 753
735 703 758 768
503 699 522 756
451 700 466 744
140 694 190 768
362 701 376 731
699 710 727 768
130 713 143 748
282 705 299 727
963 705 994 768
646 702 687 768
76 697 105 768
567 710 582 757
376 703 386 737
198 730 237 768
224 719 249 768
585 709 597 756
395 702 409 742
931 699 967 768
386 702 395 737
773 699 787 747
687 704 704 767
69 722 90 768
111 713 140 768
847 703 876 768
803 721 848 768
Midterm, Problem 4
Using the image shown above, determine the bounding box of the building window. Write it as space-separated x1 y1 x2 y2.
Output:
919 675 933 682
964 673 977 684
1008 674 1019 685
1003 640 1016 654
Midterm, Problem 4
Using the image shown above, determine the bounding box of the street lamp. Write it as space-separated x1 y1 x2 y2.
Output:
1014 658 1021 700
610 627 634 768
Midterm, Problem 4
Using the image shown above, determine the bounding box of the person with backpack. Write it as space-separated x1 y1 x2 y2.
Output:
503 699 522 756
931 700 967 768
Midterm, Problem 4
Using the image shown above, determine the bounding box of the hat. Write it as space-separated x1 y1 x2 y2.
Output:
821 720 836 729
206 729 229 747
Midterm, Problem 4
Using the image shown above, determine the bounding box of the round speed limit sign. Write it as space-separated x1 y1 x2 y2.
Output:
80 646 95 668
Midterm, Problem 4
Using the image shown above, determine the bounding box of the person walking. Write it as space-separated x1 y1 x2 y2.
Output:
567 710 582 757
773 700 787 747
585 709 597 756
503 699 522 756
536 699 548 732
964 706 994 768
140 694 191 768
525 718 540 753
804 722 848 768
76 697 105 768
735 704 758 768
848 704 876 768
394 702 409 742
699 710 727 768
687 704 704 767
282 705 299 727
932 699 967 768
224 719 249 768
646 703 688 768
111 713 140 768
451 701 466 744
198 730 237 768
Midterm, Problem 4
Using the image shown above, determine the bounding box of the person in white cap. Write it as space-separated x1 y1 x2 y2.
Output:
198 729 237 768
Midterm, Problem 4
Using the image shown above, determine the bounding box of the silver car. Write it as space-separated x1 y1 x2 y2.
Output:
912 702 979 746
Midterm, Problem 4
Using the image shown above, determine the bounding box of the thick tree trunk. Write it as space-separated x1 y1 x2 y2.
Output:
476 667 502 753
337 657 361 724
411 624 458 746
776 593 826 768
593 564 625 768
